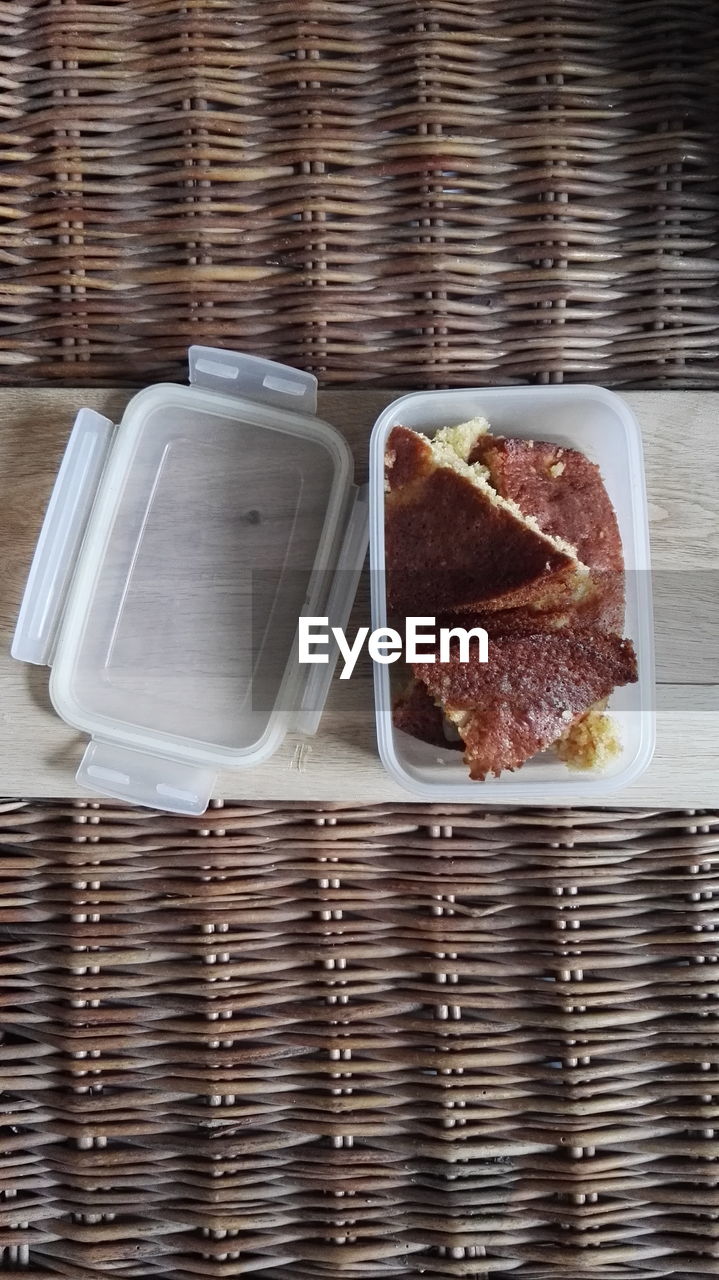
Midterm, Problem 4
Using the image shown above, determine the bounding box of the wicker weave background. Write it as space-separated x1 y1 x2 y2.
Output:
0 801 717 1279
2 0 719 1276
0 0 718 387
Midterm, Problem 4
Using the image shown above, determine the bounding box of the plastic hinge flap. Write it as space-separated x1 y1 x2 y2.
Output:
12 407 115 666
189 345 318 415
293 483 369 737
77 740 217 816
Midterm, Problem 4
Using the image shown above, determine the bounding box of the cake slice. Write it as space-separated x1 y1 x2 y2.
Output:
468 434 625 632
384 425 590 618
414 631 637 780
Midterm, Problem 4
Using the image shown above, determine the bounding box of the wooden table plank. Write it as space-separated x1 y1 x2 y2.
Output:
0 388 717 806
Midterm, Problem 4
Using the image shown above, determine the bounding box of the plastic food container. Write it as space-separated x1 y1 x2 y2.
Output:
12 347 369 815
369 385 655 801
13 353 654 813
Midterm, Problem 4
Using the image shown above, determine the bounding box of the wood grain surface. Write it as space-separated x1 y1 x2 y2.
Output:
0 388 717 806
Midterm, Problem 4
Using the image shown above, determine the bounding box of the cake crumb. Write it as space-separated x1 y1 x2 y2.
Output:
433 416 491 461
555 700 621 771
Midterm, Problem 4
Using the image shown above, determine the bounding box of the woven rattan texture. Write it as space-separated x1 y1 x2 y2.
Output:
0 800 717 1278
1 0 718 388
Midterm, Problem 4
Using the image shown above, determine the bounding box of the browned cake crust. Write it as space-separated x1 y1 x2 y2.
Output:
384 426 586 618
469 435 625 631
414 632 638 780
392 679 463 750
434 608 571 638
384 422 434 491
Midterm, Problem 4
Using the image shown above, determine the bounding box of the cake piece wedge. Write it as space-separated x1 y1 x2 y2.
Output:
384 425 590 618
469 434 625 632
414 631 637 780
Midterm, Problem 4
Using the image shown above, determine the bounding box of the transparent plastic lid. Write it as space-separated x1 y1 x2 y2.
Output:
14 348 367 814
